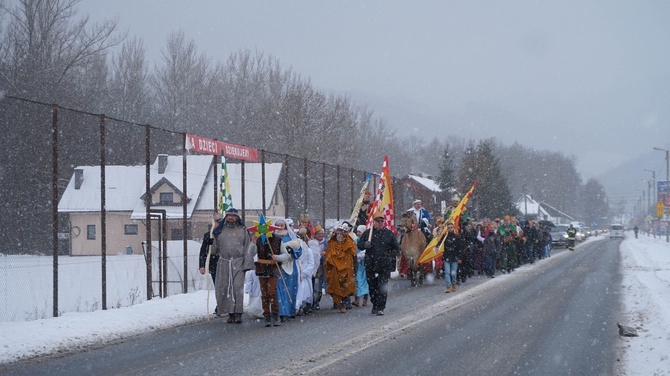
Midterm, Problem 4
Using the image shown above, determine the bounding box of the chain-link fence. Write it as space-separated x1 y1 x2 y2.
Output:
0 95 411 322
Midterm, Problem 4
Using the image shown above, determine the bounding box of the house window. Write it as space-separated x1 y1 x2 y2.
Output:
160 192 173 205
124 224 139 235
171 228 183 240
87 225 96 240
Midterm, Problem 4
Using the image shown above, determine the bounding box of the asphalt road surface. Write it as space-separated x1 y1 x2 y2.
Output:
1 238 622 375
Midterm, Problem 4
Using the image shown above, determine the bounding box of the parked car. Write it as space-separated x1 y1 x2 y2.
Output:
575 227 587 242
610 224 625 239
551 224 570 248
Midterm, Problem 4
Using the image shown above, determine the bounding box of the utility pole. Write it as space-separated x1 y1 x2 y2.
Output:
644 169 656 206
653 147 669 242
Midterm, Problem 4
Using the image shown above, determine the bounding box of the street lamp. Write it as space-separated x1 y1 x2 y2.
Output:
637 189 645 223
652 147 669 242
641 179 651 215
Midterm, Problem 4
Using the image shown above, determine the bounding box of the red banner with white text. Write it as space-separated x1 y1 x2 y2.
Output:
185 134 258 162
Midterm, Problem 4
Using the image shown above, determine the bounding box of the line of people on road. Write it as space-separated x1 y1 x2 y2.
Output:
199 208 400 326
198 203 562 326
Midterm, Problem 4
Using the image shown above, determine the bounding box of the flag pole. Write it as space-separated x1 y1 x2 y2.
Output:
205 217 215 321
348 174 372 225
267 241 292 305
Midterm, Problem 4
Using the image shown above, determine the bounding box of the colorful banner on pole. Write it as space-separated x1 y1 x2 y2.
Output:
348 173 372 226
418 181 477 264
218 152 233 214
366 156 396 233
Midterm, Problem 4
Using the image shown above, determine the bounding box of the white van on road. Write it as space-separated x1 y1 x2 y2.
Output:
610 224 625 239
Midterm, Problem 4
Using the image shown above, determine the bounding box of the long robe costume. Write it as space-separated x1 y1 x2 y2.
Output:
295 239 315 310
276 236 301 317
324 234 357 305
355 238 369 297
212 220 254 315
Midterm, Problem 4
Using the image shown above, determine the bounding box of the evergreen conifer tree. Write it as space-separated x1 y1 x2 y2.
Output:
459 139 518 219
437 144 456 191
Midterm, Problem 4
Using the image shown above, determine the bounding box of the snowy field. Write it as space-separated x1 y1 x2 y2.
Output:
0 233 668 375
0 241 205 322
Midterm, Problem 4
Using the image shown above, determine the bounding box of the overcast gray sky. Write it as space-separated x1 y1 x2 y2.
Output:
78 0 670 180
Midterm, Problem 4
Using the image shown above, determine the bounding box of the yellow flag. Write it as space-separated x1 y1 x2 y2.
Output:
417 181 477 264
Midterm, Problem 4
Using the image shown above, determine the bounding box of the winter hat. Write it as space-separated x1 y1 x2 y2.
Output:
313 225 324 234
373 212 384 220
224 208 239 217
413 199 422 205
356 225 366 233
336 223 350 232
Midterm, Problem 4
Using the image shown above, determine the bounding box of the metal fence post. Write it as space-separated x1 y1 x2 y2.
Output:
100 115 107 310
51 105 59 318
182 133 188 294
145 124 152 300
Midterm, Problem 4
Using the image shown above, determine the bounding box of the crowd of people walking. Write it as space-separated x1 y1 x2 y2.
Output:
198 198 560 326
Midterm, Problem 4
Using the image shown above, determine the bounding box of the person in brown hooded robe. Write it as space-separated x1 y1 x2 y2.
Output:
324 223 357 313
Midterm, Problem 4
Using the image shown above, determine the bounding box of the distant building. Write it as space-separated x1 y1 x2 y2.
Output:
58 154 284 256
515 194 548 221
400 173 443 220
515 194 576 225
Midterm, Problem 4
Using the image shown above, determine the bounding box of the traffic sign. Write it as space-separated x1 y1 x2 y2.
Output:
657 200 665 218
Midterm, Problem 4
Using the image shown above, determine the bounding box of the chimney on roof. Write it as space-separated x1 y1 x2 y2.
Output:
74 168 84 190
158 154 168 174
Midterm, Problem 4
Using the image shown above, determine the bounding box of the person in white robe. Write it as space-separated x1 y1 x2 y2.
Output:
294 227 315 315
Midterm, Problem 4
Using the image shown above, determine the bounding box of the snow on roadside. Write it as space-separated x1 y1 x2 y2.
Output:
619 234 670 376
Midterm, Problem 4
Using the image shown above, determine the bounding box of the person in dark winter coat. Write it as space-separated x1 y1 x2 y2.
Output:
355 191 373 227
478 222 501 278
442 222 463 293
199 213 224 315
199 213 223 283
535 225 550 260
358 212 400 316
522 220 538 264
457 221 477 283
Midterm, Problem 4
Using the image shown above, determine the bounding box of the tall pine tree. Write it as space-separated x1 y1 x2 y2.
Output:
437 143 456 191
459 139 518 219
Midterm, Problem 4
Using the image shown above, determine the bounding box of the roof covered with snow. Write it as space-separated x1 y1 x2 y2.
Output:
58 155 283 219
515 194 549 217
131 155 214 219
408 174 442 192
194 162 283 212
58 165 146 212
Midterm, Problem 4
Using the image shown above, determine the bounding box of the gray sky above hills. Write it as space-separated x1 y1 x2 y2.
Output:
77 0 670 181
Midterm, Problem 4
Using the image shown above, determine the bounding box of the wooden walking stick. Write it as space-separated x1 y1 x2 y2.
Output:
267 241 293 305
